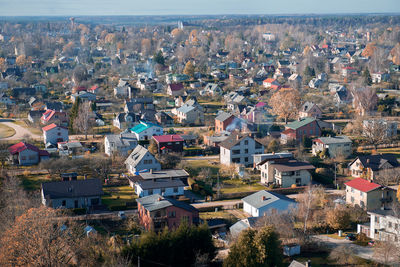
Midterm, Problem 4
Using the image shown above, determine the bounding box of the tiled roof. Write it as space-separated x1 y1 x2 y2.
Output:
152 134 184 143
8 142 40 154
352 154 400 171
215 111 234 122
42 123 67 132
344 178 381 193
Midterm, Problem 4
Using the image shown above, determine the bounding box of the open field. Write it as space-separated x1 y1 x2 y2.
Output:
220 179 265 194
102 185 137 210
0 123 16 139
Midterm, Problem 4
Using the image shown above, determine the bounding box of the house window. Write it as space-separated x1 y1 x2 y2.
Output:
62 200 66 206
295 171 300 176
351 196 354 203
57 132 61 136
389 222 392 228
169 211 176 218
310 129 313 135
181 216 190 222
21 156 26 160
395 224 398 230
245 157 249 162
148 189 153 195
173 187 178 193
161 188 165 194
295 178 301 185
375 216 378 223
351 188 354 193
244 140 248 145
244 149 249 154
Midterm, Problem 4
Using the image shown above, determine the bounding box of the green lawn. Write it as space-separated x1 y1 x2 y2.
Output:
102 185 138 210
184 159 221 175
220 179 265 194
0 123 16 138
20 174 52 191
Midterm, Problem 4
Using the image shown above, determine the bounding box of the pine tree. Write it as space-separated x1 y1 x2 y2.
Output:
363 67 372 86
69 97 80 133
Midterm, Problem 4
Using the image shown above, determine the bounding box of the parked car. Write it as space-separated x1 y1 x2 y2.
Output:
345 233 356 241
368 240 375 246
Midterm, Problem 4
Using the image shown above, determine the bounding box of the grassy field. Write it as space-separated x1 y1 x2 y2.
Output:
283 251 377 266
200 211 237 220
184 159 221 176
20 173 52 191
102 185 137 209
0 123 16 138
220 179 265 194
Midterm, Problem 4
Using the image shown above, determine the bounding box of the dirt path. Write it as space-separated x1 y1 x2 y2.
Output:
0 120 42 141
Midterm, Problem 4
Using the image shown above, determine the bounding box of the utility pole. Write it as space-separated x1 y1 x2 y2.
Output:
217 173 220 200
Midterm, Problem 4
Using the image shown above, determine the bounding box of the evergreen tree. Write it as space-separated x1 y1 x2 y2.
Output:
69 97 80 133
153 50 165 65
363 67 372 86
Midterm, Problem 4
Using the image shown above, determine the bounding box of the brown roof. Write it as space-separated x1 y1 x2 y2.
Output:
219 132 261 150
271 160 315 172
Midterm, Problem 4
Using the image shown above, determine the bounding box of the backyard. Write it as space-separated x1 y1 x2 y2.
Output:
102 185 138 210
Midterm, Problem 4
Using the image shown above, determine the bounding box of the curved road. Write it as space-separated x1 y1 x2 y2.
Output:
0 120 41 141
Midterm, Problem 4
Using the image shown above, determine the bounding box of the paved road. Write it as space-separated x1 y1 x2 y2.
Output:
0 120 41 141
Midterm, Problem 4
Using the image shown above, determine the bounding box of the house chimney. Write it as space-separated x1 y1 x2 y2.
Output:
262 196 266 201
305 260 311 267
236 134 240 140
158 197 162 201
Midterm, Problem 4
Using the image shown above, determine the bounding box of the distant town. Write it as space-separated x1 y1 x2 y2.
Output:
0 14 400 266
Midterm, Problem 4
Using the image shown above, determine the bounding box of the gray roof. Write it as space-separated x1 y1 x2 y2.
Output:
288 260 307 267
215 111 234 122
229 217 259 236
271 160 315 172
136 194 197 212
219 133 262 150
314 135 351 145
301 101 319 113
136 179 185 190
139 169 189 180
242 190 296 209
177 104 195 114
106 132 137 147
125 145 155 167
42 179 103 199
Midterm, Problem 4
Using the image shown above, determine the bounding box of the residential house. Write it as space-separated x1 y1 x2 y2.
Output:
113 113 140 130
344 178 396 210
175 104 204 125
219 132 264 167
312 136 352 158
298 102 322 119
359 209 400 243
125 145 161 174
371 72 390 83
259 159 315 187
124 98 154 112
152 134 184 154
0 93 14 105
215 111 236 133
42 123 69 147
41 179 103 209
242 190 297 217
28 110 45 124
114 79 132 98
202 83 223 96
129 177 185 198
348 154 400 180
130 121 163 141
155 111 174 126
229 217 260 237
263 78 280 88
308 78 323 89
71 91 96 103
8 142 49 166
41 109 68 126
342 66 358 77
104 131 138 156
167 83 185 97
136 194 199 231
58 141 84 156
280 118 321 144
253 152 293 169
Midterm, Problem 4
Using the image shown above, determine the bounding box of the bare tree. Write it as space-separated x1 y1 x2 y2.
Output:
373 240 399 265
363 119 389 149
374 168 400 186
329 245 358 265
351 87 378 116
73 102 95 140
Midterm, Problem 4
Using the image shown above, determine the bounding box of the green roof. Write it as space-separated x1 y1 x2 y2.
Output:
130 122 161 133
286 117 316 130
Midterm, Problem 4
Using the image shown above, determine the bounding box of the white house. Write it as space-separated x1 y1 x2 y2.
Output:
104 131 138 156
125 145 161 174
242 190 297 217
359 209 400 243
130 121 163 141
128 176 185 198
175 104 204 125
312 136 352 158
219 133 264 167
259 159 314 187
42 123 69 147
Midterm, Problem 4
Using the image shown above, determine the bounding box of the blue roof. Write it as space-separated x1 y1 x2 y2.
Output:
130 122 161 133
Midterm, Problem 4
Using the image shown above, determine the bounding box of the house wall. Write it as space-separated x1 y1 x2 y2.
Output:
134 126 163 140
41 191 102 209
220 137 264 167
18 149 39 165
345 186 386 211
295 121 320 142
312 142 352 158
243 201 259 217
157 141 184 153
274 169 311 188
44 127 68 145
349 159 364 178
127 153 161 174
135 184 184 197
215 116 234 133
243 200 297 217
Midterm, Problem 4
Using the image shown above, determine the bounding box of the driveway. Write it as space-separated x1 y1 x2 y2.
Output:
312 235 378 263
0 120 41 141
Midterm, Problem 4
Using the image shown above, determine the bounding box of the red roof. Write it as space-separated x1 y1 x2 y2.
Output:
263 78 276 83
8 142 40 154
152 134 184 143
169 83 184 91
344 178 381 193
42 123 58 132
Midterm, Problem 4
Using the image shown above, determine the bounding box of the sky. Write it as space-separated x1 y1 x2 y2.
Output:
0 0 399 16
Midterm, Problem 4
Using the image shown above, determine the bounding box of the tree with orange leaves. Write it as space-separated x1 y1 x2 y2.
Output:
361 42 377 58
268 87 301 123
0 57 5 71
16 55 27 66
0 207 82 266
